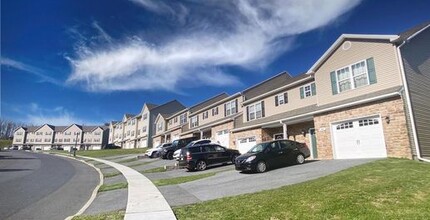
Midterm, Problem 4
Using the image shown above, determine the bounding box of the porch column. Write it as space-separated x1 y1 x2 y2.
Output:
282 123 288 139
164 134 167 142
200 130 204 139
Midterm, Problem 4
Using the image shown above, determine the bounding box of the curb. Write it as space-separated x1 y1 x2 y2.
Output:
43 153 104 220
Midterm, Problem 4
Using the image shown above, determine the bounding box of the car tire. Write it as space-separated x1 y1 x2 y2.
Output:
231 155 238 164
296 154 305 164
196 160 207 171
256 161 267 173
167 151 173 160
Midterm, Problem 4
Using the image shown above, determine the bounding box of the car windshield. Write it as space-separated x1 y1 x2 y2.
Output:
171 140 179 148
248 143 269 153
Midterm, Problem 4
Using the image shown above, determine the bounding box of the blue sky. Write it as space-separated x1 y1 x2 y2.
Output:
1 0 429 126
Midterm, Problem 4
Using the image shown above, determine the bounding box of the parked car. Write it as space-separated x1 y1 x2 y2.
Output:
235 139 310 173
179 143 240 171
160 136 199 159
105 144 121 149
174 139 212 160
22 146 31 151
12 146 18 150
145 143 171 158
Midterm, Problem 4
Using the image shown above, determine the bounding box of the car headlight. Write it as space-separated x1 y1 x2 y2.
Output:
245 156 256 163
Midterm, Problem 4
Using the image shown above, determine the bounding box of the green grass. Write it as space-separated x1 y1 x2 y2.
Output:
104 172 121 178
116 157 138 163
75 148 147 158
154 172 217 186
174 159 430 220
0 139 12 149
127 161 153 168
98 182 128 192
141 166 168 173
73 210 125 220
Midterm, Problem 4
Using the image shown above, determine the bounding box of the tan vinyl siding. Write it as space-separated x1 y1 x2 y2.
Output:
315 39 403 106
199 98 242 126
263 83 317 117
401 28 430 157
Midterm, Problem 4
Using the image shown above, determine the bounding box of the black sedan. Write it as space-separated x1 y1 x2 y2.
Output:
178 143 240 171
235 139 310 173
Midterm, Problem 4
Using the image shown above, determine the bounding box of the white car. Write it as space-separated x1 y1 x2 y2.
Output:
145 143 171 158
174 139 213 160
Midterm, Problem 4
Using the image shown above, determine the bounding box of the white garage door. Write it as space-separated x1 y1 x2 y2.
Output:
237 137 257 154
215 130 230 148
139 139 147 148
332 117 387 159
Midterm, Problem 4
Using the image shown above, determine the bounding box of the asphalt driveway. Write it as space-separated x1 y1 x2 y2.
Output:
156 159 377 207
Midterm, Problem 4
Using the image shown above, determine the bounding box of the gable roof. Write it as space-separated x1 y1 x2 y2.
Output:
189 93 229 113
307 34 398 73
82 126 100 132
26 126 39 132
54 126 68 132
395 21 430 43
151 100 186 116
34 124 55 132
242 72 294 100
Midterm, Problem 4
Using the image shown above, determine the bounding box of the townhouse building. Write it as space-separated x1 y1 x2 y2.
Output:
13 124 109 150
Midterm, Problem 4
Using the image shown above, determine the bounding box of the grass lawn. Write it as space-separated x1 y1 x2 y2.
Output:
75 148 147 158
154 172 217 186
174 159 430 219
116 157 138 164
141 166 168 173
98 182 128 192
73 210 125 220
104 172 121 178
0 139 12 149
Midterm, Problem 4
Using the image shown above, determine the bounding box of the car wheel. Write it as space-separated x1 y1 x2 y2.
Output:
196 160 207 171
296 154 305 164
256 161 267 173
231 155 238 164
167 151 173 160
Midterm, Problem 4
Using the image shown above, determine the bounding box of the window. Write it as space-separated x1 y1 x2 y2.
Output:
143 113 148 120
157 122 163 131
16 138 22 142
190 116 199 128
359 118 379 127
168 120 172 125
212 107 219 116
127 130 130 136
131 131 135 136
180 113 187 124
174 117 178 123
247 101 264 121
225 99 237 116
94 131 101 135
336 122 353 130
334 60 370 93
300 83 316 98
142 126 147 133
202 111 208 119
275 93 288 106
65 132 71 135
127 121 131 125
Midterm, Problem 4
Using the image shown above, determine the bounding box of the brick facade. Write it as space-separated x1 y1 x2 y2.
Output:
231 128 263 150
314 96 412 159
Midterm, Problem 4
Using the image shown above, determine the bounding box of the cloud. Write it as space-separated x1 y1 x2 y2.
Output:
0 57 63 86
23 103 99 125
67 0 362 92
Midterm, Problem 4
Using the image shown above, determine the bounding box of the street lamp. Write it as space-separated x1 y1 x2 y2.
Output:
72 132 79 157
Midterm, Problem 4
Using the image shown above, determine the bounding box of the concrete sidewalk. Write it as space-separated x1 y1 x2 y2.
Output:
80 156 176 220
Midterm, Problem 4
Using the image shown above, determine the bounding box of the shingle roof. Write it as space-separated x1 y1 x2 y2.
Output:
396 21 430 43
146 103 158 110
54 126 68 132
124 113 135 118
189 93 229 113
82 126 99 132
26 126 39 132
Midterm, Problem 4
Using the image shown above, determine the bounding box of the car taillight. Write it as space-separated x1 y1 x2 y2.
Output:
186 152 192 161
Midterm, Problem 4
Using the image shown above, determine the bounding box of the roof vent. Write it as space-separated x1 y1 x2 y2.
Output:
342 41 352 50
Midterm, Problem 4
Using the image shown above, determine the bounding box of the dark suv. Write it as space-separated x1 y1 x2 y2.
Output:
178 143 240 171
160 136 198 159
235 139 310 173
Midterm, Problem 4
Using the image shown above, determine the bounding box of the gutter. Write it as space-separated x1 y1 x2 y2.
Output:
397 40 430 163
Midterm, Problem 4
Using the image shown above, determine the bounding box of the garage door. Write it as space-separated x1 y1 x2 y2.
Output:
139 139 147 148
332 117 387 159
215 130 230 148
237 137 256 154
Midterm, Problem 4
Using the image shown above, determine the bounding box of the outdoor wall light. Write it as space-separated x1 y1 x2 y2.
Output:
385 116 391 124
301 129 307 136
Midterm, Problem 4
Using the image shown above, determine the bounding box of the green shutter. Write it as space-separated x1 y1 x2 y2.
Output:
330 71 338 95
311 83 316 96
367 57 377 85
300 87 304 99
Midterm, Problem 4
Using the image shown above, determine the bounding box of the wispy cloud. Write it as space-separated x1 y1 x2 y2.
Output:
67 0 362 92
0 57 63 86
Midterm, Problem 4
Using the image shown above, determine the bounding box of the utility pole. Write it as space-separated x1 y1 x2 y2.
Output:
73 132 79 157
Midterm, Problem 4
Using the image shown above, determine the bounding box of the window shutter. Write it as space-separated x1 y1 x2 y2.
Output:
300 87 304 99
275 95 279 106
330 71 338 95
235 99 238 114
284 92 288 103
261 101 265 117
367 57 377 85
246 106 250 121
224 104 227 117
311 83 316 96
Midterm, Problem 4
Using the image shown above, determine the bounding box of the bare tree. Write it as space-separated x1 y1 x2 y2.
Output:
0 118 28 139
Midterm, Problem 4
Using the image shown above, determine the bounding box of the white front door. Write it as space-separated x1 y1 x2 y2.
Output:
237 137 257 154
215 130 230 148
332 116 387 159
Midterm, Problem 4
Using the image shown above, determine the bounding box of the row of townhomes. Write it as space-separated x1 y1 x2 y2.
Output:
108 22 429 160
13 124 109 151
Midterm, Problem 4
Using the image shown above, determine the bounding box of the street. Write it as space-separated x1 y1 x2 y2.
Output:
0 150 99 220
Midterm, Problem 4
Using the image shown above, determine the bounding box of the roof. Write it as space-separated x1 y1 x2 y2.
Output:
152 100 186 116
27 126 39 132
242 72 297 100
82 126 99 132
243 73 313 104
307 34 398 73
189 93 229 113
54 126 68 132
189 92 242 117
396 21 430 43
166 108 189 120
146 103 158 110
181 112 240 135
124 113 135 118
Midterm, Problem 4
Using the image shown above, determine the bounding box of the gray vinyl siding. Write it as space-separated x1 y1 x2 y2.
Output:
401 27 430 157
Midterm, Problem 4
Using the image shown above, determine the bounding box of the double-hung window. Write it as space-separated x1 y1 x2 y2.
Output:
190 116 199 128
157 123 163 131
212 107 218 116
275 93 288 106
225 100 237 116
180 113 187 124
300 83 316 99
331 58 376 94
247 101 264 121
202 111 208 119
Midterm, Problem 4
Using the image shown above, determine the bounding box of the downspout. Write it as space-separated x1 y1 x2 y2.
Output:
397 41 430 163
